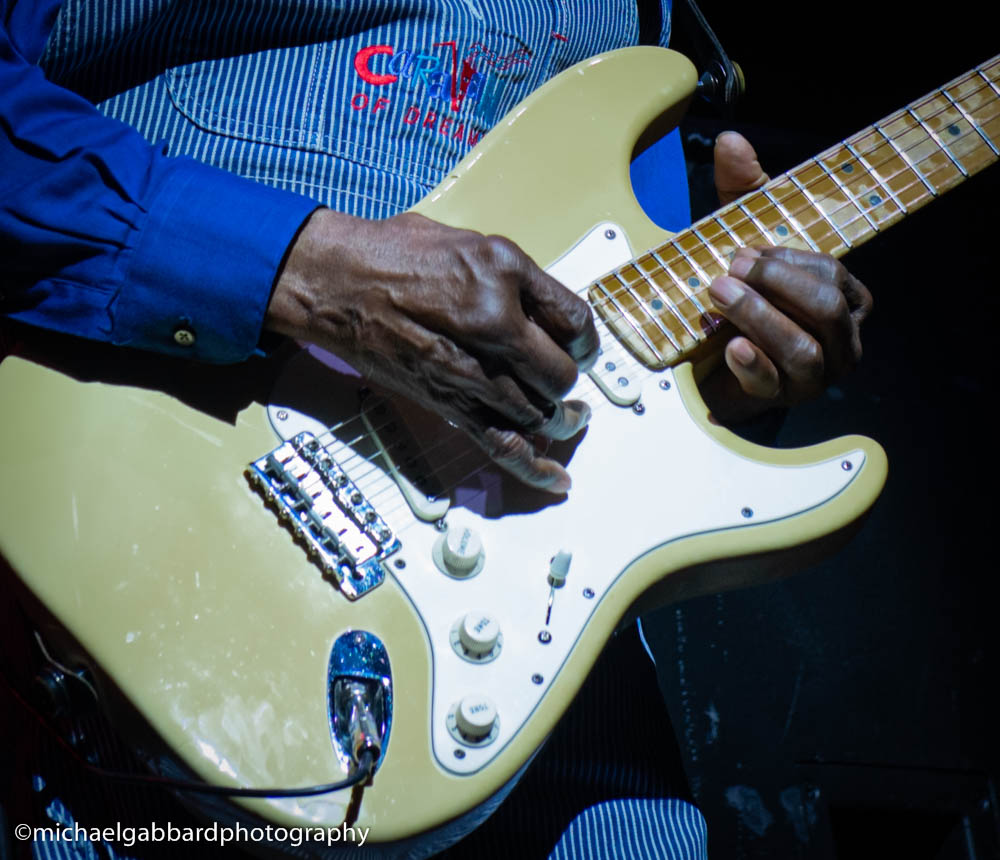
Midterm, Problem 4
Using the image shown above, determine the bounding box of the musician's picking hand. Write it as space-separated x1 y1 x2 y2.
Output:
700 132 873 424
266 209 599 493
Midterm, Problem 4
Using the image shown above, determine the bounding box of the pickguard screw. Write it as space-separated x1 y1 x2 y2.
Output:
454 749 466 759
538 631 552 644
531 674 544 685
741 507 754 518
583 588 595 599
632 402 645 415
276 410 289 421
394 558 406 569
659 379 672 391
841 460 853 471
605 229 616 240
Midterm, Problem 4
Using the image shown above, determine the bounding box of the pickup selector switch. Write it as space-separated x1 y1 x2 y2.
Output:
450 612 503 663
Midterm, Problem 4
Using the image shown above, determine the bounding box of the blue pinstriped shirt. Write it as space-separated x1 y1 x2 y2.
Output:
1 0 685 364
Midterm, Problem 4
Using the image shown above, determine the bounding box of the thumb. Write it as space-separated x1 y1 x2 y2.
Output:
714 131 769 205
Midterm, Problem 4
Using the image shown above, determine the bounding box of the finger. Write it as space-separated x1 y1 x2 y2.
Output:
708 274 825 397
726 253 859 381
516 256 600 370
714 131 769 205
503 318 583 402
536 399 591 441
723 337 782 401
756 247 873 323
479 426 573 493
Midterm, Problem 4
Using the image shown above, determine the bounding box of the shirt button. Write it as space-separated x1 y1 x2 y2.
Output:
173 328 196 347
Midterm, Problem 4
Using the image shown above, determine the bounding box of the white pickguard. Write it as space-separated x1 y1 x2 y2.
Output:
265 224 865 776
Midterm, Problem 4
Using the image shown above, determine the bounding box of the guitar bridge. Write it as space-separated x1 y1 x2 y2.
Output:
246 432 400 600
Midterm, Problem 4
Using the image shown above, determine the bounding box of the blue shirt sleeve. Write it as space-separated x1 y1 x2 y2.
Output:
1 0 319 363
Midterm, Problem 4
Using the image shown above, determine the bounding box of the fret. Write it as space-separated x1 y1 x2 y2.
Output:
765 177 842 253
869 123 939 206
711 214 748 253
693 218 742 264
717 206 769 249
649 249 713 324
977 67 1000 99
877 111 964 194
736 203 776 246
938 86 1000 157
816 156 880 234
949 67 1000 171
615 272 681 352
652 247 721 336
673 233 725 285
691 227 730 270
761 187 820 251
637 267 700 342
843 142 907 218
788 170 853 251
591 279 667 367
829 141 907 231
906 107 968 177
614 271 683 350
744 191 809 248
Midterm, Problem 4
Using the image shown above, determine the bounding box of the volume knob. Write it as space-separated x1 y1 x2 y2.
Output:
441 526 484 576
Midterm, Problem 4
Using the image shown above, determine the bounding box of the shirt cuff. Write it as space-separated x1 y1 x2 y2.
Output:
113 156 318 363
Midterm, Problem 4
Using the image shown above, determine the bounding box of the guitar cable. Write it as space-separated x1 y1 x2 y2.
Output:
1 658 377 799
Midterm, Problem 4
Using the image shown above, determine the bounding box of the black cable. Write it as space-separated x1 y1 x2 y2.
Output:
2 666 376 799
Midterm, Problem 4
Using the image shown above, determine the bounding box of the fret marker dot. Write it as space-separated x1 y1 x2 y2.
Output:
651 298 664 310
841 163 854 173
687 277 700 288
604 361 616 372
868 194 882 205
948 124 961 136
776 225 789 237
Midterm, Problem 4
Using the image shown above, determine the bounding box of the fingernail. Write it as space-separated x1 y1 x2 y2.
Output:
731 339 756 367
550 473 572 494
710 277 744 308
728 248 760 280
715 130 740 144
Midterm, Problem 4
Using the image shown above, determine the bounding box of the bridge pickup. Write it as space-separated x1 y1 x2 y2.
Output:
246 432 400 600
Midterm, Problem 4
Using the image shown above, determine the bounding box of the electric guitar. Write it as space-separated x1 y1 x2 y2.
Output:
2 46 996 857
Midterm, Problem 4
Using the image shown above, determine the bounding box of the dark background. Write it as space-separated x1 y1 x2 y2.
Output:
645 3 1000 857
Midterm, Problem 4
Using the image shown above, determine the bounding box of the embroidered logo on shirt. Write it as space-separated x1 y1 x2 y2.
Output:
350 38 532 148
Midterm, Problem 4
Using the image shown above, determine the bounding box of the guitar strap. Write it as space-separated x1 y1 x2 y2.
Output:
638 0 745 114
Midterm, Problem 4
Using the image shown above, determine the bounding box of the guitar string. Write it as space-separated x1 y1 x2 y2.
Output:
309 99 1000 527
587 85 1000 345
339 93 1000 508
361 105 1000 525
279 86 999 528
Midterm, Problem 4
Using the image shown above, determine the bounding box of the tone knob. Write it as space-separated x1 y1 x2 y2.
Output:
441 526 483 576
458 612 500 658
455 695 498 742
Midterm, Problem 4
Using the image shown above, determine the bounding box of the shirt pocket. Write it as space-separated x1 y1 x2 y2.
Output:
163 13 554 191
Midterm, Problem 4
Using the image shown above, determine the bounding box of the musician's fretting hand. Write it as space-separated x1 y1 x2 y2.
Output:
266 209 599 493
700 131 874 424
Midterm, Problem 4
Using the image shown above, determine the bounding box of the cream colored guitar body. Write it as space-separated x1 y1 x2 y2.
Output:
0 48 887 855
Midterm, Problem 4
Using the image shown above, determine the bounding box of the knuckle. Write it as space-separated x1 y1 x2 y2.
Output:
479 234 524 271
816 286 849 324
482 427 530 466
791 336 824 382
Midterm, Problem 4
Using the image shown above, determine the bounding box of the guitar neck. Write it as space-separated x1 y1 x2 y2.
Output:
591 54 1000 370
